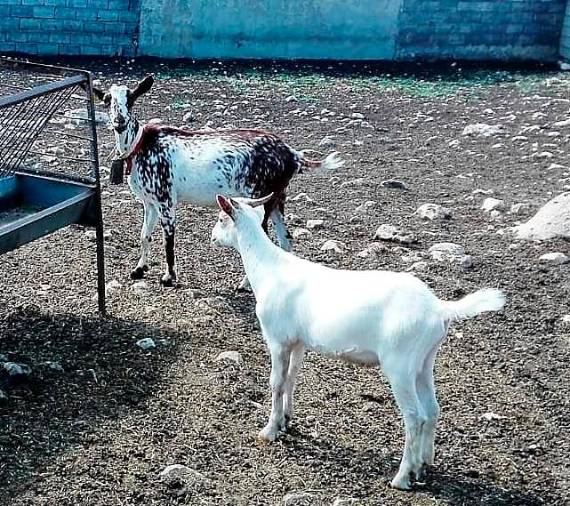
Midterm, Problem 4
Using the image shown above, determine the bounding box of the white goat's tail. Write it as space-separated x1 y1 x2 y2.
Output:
298 151 345 173
439 288 505 322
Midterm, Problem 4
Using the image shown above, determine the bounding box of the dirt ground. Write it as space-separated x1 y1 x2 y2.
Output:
1 59 569 506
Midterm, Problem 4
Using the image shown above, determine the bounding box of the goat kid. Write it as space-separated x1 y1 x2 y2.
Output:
92 75 343 286
211 194 506 490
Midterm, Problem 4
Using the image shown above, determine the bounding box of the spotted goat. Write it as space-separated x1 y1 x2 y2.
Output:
92 75 344 286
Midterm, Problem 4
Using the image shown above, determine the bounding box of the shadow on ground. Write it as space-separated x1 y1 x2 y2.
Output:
0 305 185 501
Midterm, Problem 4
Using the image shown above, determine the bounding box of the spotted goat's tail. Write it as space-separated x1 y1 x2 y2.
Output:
297 151 345 173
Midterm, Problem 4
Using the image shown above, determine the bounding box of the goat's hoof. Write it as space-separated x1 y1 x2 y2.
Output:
160 275 177 287
130 265 148 279
390 473 412 491
257 428 277 444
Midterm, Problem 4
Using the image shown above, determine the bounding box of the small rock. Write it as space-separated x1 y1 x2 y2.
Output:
159 464 205 480
131 281 149 296
290 192 314 203
510 203 528 214
459 255 474 270
415 203 452 220
293 228 312 240
355 200 376 213
136 338 156 350
3 362 31 377
374 225 415 244
351 112 365 120
0 354 8 362
215 351 243 365
480 412 506 422
182 111 195 123
105 279 122 296
41 361 64 372
472 189 494 196
381 179 409 191
306 219 325 230
321 240 344 253
513 192 570 241
481 197 505 212
185 288 205 299
318 136 336 148
490 210 502 221
285 95 298 102
282 492 315 505
539 252 569 265
462 123 504 137
332 499 358 506
553 118 570 127
562 315 570 324
406 261 429 272
357 242 386 258
428 243 466 264
340 178 364 188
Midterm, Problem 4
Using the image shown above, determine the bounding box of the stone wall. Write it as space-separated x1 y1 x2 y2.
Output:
397 0 567 61
0 0 568 61
0 0 139 56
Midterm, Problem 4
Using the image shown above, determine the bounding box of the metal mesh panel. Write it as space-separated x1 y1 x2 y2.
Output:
0 59 100 185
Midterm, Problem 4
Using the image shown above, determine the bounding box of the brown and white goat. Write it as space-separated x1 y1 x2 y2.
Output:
93 75 344 286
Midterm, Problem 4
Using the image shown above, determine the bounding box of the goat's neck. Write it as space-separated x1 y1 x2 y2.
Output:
115 117 140 156
236 219 285 294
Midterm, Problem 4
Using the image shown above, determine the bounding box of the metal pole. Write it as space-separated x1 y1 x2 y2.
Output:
84 72 107 316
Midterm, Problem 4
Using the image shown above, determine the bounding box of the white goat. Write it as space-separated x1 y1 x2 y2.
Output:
211 194 506 490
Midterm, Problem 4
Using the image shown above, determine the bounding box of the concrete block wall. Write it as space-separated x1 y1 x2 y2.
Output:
397 0 567 61
0 0 569 61
0 0 139 56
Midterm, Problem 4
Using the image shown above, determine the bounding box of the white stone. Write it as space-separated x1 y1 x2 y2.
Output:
539 252 569 265
406 261 429 272
105 279 122 296
182 111 195 122
355 200 377 213
282 492 315 505
415 203 452 220
510 203 529 214
480 412 506 422
459 255 474 269
428 243 466 263
136 338 156 350
290 192 314 203
321 240 344 253
318 136 336 148
562 315 570 324
131 281 149 296
553 118 570 127
481 198 505 212
41 361 64 372
340 178 364 188
306 219 325 230
292 228 312 240
374 225 414 244
462 123 504 137
215 350 243 365
351 112 365 119
513 192 570 240
3 362 31 376
285 95 298 102
357 243 386 258
159 464 205 480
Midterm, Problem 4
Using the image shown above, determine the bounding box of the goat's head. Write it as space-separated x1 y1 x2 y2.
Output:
211 193 273 249
92 75 154 134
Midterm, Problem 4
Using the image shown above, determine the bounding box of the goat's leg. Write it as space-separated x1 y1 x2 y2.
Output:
416 345 440 471
258 343 290 443
131 203 159 279
270 207 292 252
384 365 425 490
282 342 305 429
159 206 177 287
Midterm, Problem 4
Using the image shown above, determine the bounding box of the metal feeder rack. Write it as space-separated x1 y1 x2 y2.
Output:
0 59 106 314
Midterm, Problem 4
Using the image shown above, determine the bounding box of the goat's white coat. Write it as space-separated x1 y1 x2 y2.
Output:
211 197 506 490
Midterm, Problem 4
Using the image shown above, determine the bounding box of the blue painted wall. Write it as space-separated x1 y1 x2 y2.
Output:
0 0 139 57
139 0 402 59
0 0 568 61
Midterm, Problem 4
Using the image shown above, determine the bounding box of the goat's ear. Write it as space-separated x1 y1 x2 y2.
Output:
216 195 236 220
90 86 108 103
130 75 154 101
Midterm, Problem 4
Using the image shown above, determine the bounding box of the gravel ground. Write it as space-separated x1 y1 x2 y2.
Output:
0 59 569 506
